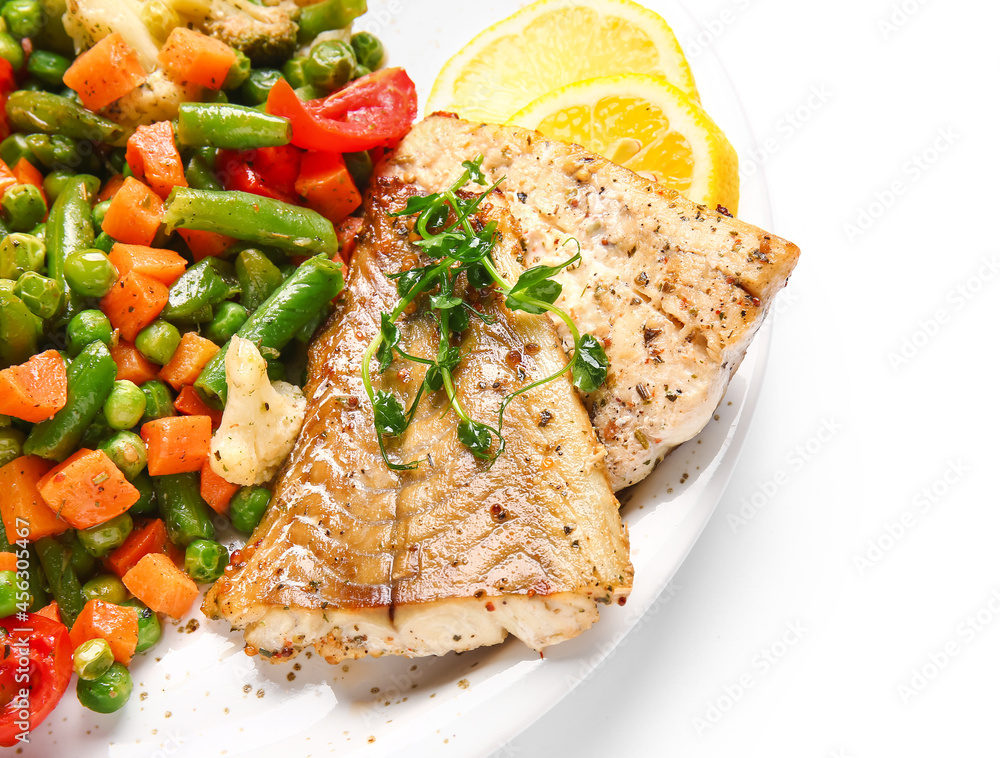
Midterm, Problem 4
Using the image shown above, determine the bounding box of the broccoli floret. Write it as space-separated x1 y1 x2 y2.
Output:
170 0 300 67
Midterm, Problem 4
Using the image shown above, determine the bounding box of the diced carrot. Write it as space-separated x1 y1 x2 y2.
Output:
0 552 16 572
101 177 164 246
126 121 188 200
0 456 68 543
69 599 138 665
159 332 219 390
0 350 68 423
140 416 212 476
36 600 60 622
158 27 236 90
12 158 45 205
199 458 238 515
295 151 362 224
177 229 235 262
62 33 147 112
0 158 16 197
100 270 169 342
174 385 223 428
109 336 160 384
335 215 363 266
104 518 169 578
98 174 125 202
123 552 199 619
108 243 187 287
36 449 139 530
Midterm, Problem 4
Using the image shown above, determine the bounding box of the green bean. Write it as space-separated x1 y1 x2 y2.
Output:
1 183 47 232
350 31 384 71
298 0 368 42
0 31 24 69
195 255 343 404
25 50 71 88
80 574 127 605
13 271 61 319
64 248 117 298
184 155 222 191
73 638 114 681
0 570 18 617
281 57 308 89
184 539 229 583
304 40 355 92
91 198 112 230
91 231 115 254
45 174 95 324
139 379 175 425
0 290 40 367
78 412 114 450
122 598 161 653
27 134 102 175
54 529 97 581
266 359 287 383
205 300 248 344
237 68 283 106
154 472 216 547
164 187 337 254
2 0 44 39
223 49 251 91
161 258 239 323
23 340 117 461
66 309 112 356
77 513 133 558
128 471 157 517
0 427 25 467
34 0 74 56
230 486 271 533
236 248 283 312
98 430 147 480
102 380 147 430
177 103 291 150
76 661 132 713
135 319 181 365
344 151 373 189
35 536 84 626
0 233 46 280
5 91 127 146
0 134 39 169
0 527 51 612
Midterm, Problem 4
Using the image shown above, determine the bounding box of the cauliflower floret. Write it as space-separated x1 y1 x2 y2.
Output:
210 337 306 486
102 69 202 129
64 0 161 70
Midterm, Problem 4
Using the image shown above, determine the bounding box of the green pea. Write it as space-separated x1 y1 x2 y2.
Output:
25 49 71 88
135 319 181 365
76 661 132 713
64 249 118 298
0 31 24 69
1 184 47 233
1 0 43 39
238 68 283 106
54 530 97 581
281 57 309 89
103 380 146 430
204 301 248 344
77 513 133 558
80 574 127 605
98 430 147 480
122 599 161 653
184 539 229 583
91 232 115 254
350 31 384 71
0 134 39 170
230 486 271 534
92 199 112 231
139 379 175 425
0 570 18 617
223 49 251 91
42 170 74 205
66 310 113 357
0 232 46 280
73 638 114 681
304 40 355 92
128 471 157 517
351 64 371 81
13 271 61 319
0 427 26 467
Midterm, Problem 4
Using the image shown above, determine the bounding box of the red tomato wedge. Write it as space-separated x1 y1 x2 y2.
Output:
266 67 417 152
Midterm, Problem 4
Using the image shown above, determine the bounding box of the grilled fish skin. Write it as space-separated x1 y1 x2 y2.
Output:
202 177 633 663
387 115 800 490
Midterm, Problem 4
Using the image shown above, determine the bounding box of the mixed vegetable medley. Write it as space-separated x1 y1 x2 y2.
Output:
0 0 416 744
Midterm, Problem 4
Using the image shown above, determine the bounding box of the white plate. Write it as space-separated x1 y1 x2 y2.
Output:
23 2 772 755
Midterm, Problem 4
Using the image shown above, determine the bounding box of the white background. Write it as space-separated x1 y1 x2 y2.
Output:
501 0 1000 756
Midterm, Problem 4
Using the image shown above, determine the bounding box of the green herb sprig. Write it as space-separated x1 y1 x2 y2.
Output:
361 156 609 471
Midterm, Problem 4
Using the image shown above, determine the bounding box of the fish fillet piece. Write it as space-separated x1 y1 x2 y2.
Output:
387 115 800 490
202 177 632 663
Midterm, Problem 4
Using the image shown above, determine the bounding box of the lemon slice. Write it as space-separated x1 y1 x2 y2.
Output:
510 74 739 212
426 0 698 124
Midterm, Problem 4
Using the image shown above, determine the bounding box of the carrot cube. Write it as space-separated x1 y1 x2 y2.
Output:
69 599 139 665
0 456 68 543
126 121 187 200
158 27 237 90
108 243 187 287
104 518 170 578
100 270 169 342
140 415 212 475
36 449 139 529
295 151 362 224
173 385 222 428
101 177 164 247
0 350 67 423
108 337 160 384
123 552 199 619
199 458 238 514
159 332 219 390
63 33 147 112
177 229 235 261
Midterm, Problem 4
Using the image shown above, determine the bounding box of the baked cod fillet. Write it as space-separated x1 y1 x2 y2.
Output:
387 116 800 490
203 177 632 663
